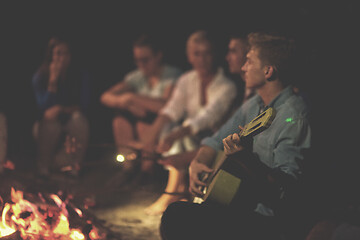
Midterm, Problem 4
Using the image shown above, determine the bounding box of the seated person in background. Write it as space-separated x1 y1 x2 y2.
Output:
143 30 238 215
32 36 91 178
160 31 312 240
0 112 7 174
226 33 256 103
100 33 182 175
144 33 250 215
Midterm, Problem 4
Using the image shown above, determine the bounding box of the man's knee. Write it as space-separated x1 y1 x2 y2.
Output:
38 119 62 135
69 111 88 124
67 111 89 132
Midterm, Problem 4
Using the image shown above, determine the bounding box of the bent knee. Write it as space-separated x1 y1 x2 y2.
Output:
69 111 87 122
67 111 89 128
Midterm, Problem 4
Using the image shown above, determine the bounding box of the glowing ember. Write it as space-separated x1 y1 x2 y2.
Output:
74 208 83 217
0 187 104 239
70 229 85 240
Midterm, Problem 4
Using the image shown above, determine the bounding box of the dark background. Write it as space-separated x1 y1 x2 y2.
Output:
0 1 356 184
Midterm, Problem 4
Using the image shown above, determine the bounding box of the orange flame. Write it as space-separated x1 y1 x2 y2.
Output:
89 227 104 239
0 187 100 239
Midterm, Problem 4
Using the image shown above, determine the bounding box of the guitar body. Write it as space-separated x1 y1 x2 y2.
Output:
201 107 276 207
203 151 259 210
203 168 241 206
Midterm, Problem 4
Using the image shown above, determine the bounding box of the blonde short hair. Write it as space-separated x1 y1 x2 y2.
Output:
248 32 297 84
187 30 211 47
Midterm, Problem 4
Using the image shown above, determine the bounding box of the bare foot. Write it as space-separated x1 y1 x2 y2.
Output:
144 193 188 216
126 141 144 150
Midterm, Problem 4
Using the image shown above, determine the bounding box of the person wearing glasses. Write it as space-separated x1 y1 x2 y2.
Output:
101 33 182 184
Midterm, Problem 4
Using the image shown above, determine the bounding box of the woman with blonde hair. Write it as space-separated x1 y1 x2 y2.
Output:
143 30 237 215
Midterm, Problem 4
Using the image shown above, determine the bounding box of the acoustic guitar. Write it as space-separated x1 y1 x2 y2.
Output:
198 107 276 206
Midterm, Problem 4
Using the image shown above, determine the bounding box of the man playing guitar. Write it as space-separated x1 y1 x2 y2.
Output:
160 31 311 240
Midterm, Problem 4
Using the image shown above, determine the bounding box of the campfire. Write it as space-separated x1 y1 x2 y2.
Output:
0 187 114 240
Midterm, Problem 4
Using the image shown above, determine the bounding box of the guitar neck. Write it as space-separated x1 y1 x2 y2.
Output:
202 107 276 183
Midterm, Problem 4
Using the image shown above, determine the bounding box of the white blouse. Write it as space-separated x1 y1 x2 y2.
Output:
161 68 237 135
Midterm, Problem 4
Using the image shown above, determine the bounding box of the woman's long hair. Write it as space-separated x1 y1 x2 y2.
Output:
37 37 73 87
37 37 83 105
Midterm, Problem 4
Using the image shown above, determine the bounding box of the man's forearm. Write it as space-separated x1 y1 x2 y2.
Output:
193 145 217 168
143 114 172 150
100 81 132 108
100 93 119 108
131 94 167 113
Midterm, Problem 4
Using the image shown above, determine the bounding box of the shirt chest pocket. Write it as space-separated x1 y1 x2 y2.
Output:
253 130 276 167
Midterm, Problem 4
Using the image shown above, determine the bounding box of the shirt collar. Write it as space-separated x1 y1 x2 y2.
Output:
256 85 294 110
195 67 223 82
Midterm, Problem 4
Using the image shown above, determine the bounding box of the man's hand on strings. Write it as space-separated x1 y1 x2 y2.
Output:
189 160 213 197
223 125 244 155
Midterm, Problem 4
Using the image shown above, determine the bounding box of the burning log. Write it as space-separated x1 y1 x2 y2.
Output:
0 231 21 240
0 188 122 240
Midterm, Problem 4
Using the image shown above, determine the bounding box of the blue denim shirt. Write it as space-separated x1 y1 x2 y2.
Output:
202 86 311 216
